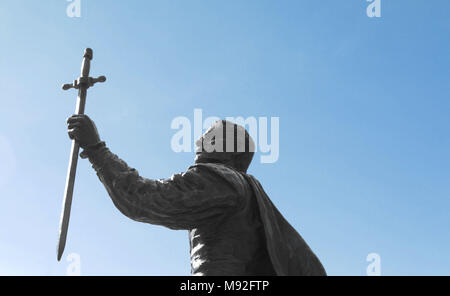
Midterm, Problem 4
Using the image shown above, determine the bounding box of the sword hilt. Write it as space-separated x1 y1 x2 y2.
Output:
62 47 106 91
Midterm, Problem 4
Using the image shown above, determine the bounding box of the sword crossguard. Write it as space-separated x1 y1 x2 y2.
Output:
62 75 107 91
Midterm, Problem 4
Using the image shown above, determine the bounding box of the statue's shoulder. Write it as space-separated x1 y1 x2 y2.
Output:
189 163 251 197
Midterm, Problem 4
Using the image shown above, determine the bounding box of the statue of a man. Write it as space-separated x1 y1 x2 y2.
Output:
67 115 326 276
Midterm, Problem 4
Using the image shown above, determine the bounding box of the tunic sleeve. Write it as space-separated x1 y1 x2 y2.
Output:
83 144 242 230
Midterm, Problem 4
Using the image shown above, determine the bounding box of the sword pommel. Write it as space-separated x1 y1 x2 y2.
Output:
84 48 93 60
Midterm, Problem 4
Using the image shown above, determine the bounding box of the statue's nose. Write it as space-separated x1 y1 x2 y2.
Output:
195 137 203 149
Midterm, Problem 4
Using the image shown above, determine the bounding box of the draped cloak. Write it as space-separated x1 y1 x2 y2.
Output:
193 163 326 276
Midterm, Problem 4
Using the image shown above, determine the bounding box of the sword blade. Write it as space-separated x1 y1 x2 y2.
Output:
57 89 86 261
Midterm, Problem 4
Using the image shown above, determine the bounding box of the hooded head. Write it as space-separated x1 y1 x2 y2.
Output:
195 120 255 173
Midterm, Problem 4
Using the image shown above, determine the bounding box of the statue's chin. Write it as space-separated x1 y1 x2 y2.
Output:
194 154 208 164
195 154 224 165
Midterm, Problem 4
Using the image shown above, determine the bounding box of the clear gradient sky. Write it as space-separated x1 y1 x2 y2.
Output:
0 0 449 275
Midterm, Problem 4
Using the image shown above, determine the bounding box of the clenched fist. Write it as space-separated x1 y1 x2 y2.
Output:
67 114 101 149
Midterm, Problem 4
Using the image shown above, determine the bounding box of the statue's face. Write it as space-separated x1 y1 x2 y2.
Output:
194 121 231 164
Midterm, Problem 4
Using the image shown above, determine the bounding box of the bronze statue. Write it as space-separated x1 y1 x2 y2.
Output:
66 115 326 276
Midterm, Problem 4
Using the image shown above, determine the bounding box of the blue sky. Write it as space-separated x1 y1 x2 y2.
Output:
0 0 449 275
